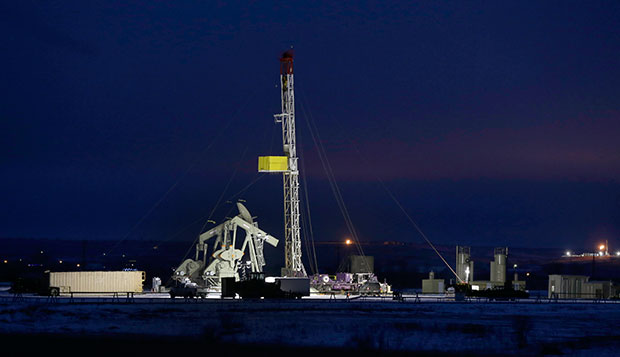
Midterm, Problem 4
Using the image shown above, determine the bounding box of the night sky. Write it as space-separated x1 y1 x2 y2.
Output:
2 1 619 254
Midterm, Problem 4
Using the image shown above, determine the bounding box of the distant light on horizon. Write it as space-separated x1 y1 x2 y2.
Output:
566 251 571 256
345 239 352 245
599 244 605 251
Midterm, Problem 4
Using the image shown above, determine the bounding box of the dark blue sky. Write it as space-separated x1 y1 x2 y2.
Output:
1 1 619 253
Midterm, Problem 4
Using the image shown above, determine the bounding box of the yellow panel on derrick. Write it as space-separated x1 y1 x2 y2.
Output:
258 156 288 172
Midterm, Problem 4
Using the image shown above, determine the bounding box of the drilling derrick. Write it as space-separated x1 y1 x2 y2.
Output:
259 50 306 277
278 50 305 277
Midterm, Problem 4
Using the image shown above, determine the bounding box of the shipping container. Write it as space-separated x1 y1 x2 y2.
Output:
49 271 145 294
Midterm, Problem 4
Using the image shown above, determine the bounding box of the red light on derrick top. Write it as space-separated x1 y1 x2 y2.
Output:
280 49 294 75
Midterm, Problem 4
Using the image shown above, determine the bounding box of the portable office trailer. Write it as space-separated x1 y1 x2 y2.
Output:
548 275 588 299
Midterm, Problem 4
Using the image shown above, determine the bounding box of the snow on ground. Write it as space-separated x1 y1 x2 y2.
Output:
1 293 620 355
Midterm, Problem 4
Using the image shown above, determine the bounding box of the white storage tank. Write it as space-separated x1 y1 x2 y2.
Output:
490 247 508 283
49 271 145 294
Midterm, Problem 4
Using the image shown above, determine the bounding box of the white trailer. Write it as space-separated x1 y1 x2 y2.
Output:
49 271 145 295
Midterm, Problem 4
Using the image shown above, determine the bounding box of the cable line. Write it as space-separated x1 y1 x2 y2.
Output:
104 91 257 256
298 137 319 274
332 118 463 283
151 173 266 249
298 91 370 273
176 145 249 266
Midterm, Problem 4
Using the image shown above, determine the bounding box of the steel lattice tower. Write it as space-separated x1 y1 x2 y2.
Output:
275 50 306 277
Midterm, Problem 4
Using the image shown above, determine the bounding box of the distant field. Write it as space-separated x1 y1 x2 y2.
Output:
1 296 620 355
